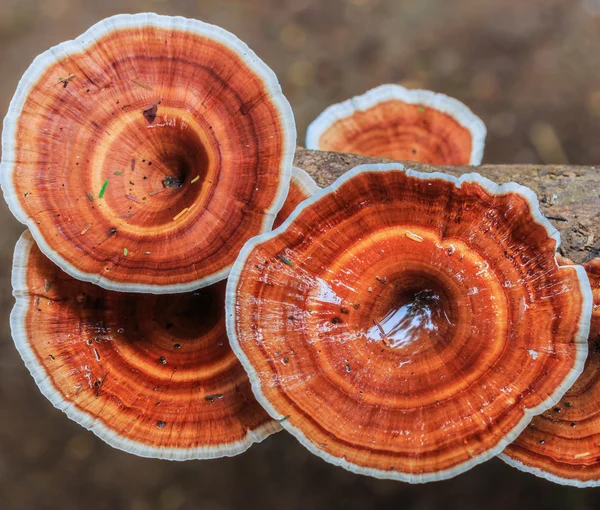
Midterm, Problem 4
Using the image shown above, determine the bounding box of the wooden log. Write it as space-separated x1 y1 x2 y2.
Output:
294 147 600 263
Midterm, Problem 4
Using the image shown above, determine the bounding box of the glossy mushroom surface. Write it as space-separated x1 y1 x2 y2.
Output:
273 167 319 229
500 258 600 487
306 84 485 165
1 13 295 293
10 230 280 458
226 163 591 482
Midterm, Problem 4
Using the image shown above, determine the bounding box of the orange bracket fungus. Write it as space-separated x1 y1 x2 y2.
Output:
226 163 592 482
11 231 277 458
306 84 486 165
1 13 295 293
8 163 317 459
500 258 600 487
273 166 319 229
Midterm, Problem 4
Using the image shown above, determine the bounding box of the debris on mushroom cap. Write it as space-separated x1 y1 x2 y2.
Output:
10 230 281 459
306 84 486 166
273 167 320 229
226 163 592 483
500 258 600 487
0 13 296 294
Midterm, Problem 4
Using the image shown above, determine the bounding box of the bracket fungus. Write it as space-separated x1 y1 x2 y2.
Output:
306 84 486 165
1 13 295 293
8 160 317 459
10 230 278 458
226 163 592 482
500 258 600 487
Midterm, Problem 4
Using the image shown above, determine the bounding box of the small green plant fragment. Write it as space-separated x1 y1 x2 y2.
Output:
98 179 109 198
277 253 293 267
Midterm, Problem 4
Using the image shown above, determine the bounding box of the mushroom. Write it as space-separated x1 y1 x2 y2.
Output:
306 84 486 165
10 231 277 458
226 163 592 482
1 13 295 293
500 258 600 487
9 162 317 458
273 166 319 229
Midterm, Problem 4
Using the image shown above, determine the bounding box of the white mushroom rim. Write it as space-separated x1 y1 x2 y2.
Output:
0 12 296 294
498 450 600 488
10 230 281 460
225 162 592 483
305 84 486 166
291 166 320 196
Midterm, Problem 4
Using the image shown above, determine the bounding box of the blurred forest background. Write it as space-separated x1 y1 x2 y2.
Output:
1 0 600 509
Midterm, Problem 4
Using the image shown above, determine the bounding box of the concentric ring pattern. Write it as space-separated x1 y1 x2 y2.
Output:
1 13 296 293
226 163 591 482
11 231 277 458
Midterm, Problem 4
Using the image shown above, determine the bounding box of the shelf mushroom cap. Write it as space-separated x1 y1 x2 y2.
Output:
10 231 277 459
226 163 592 482
306 84 486 165
500 258 600 487
273 167 319 229
1 13 296 293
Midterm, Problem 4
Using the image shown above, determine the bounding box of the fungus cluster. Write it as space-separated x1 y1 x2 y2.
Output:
2 12 598 486
9 165 316 458
2 12 300 458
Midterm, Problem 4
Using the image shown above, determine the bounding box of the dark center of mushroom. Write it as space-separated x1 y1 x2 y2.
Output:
302 226 508 391
152 282 226 340
85 280 234 372
365 271 458 352
93 106 216 228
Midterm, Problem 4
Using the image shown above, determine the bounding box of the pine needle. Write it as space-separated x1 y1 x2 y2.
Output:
57 74 75 87
131 78 152 90
173 208 189 221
